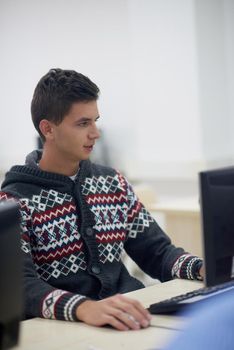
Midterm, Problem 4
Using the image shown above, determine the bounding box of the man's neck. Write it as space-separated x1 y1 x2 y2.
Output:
39 147 80 177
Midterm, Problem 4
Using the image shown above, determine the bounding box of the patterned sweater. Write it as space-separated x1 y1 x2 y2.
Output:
0 150 202 322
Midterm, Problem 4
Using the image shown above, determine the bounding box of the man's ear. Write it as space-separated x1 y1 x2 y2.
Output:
39 119 54 141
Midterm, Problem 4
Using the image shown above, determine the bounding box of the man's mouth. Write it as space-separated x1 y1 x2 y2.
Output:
84 145 94 151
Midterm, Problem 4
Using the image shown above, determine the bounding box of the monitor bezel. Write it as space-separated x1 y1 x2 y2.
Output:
199 166 234 287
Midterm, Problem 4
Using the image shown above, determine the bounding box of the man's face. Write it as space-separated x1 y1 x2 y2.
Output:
49 100 100 164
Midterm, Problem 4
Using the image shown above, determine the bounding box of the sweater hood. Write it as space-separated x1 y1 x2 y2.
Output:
1 150 91 195
25 149 43 169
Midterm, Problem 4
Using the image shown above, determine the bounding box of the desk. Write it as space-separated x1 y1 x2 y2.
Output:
16 279 202 350
124 197 202 286
148 198 202 258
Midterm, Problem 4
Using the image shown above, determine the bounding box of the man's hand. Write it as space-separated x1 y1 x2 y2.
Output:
76 294 152 331
199 264 205 280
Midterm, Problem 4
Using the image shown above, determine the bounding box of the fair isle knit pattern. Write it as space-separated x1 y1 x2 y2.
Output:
0 190 89 321
42 290 70 319
42 290 85 321
0 154 203 322
21 191 87 281
171 254 202 280
83 172 154 264
83 173 128 264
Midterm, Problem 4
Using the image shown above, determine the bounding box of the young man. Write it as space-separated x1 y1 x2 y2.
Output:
0 69 203 331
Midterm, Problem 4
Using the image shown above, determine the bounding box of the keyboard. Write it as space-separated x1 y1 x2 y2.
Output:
148 280 234 315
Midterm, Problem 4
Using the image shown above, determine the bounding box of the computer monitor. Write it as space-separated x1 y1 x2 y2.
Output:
0 202 22 350
199 166 234 287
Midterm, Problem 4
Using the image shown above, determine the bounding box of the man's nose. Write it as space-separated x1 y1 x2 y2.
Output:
89 124 101 139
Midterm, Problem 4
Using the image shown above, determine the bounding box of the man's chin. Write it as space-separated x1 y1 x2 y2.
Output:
79 155 91 162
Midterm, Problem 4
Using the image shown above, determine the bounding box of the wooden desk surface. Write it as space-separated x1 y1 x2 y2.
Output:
147 199 202 257
16 279 202 350
148 198 200 216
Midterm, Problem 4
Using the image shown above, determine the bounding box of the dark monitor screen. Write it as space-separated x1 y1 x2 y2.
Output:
0 202 22 350
199 166 234 287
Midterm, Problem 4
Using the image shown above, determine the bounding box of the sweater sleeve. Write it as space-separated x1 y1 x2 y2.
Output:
119 176 203 282
0 192 88 321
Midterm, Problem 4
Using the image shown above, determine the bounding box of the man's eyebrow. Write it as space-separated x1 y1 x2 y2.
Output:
76 116 100 122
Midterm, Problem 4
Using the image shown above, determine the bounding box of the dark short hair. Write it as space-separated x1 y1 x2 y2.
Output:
31 68 100 141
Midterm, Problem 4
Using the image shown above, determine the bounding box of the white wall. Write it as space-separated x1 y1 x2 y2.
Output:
195 0 234 166
0 0 135 170
0 0 234 190
126 0 202 180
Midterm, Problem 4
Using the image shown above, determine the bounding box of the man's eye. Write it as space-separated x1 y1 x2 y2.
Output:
78 122 89 127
